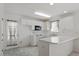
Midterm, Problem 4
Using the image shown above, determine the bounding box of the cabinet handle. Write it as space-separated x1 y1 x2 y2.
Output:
1 33 3 41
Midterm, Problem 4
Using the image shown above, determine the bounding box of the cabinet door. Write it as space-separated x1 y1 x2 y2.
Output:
38 40 49 56
49 40 73 56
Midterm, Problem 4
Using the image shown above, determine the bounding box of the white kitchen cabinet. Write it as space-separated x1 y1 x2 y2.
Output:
38 40 49 56
49 40 73 56
38 38 73 56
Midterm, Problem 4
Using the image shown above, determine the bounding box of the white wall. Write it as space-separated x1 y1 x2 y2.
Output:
0 4 4 39
18 17 45 46
59 16 75 35
0 4 4 55
21 17 44 30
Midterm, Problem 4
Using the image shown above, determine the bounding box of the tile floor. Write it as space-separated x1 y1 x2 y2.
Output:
3 47 79 56
69 51 79 56
3 47 38 56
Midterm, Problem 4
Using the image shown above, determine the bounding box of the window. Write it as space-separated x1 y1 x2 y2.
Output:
7 21 17 41
51 20 59 32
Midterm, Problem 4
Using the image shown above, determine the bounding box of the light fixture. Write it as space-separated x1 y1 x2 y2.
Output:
34 12 51 18
49 2 54 5
64 11 68 13
49 0 54 5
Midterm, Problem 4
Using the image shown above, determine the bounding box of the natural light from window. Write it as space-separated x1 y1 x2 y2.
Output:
51 21 59 32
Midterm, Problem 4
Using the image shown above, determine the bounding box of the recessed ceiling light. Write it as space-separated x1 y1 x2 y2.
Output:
34 12 51 18
49 0 54 5
64 11 68 13
49 2 54 5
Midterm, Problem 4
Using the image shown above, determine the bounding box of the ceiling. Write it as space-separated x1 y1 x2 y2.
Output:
4 3 79 20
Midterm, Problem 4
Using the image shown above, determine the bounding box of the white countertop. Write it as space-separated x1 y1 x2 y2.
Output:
40 33 79 44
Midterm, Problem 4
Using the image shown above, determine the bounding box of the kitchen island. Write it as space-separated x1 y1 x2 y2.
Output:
38 33 79 56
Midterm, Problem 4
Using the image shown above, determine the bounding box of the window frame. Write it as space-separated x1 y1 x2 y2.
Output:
7 20 17 41
50 20 59 32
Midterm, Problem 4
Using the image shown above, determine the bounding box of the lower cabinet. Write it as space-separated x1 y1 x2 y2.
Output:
38 40 73 56
38 40 49 56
